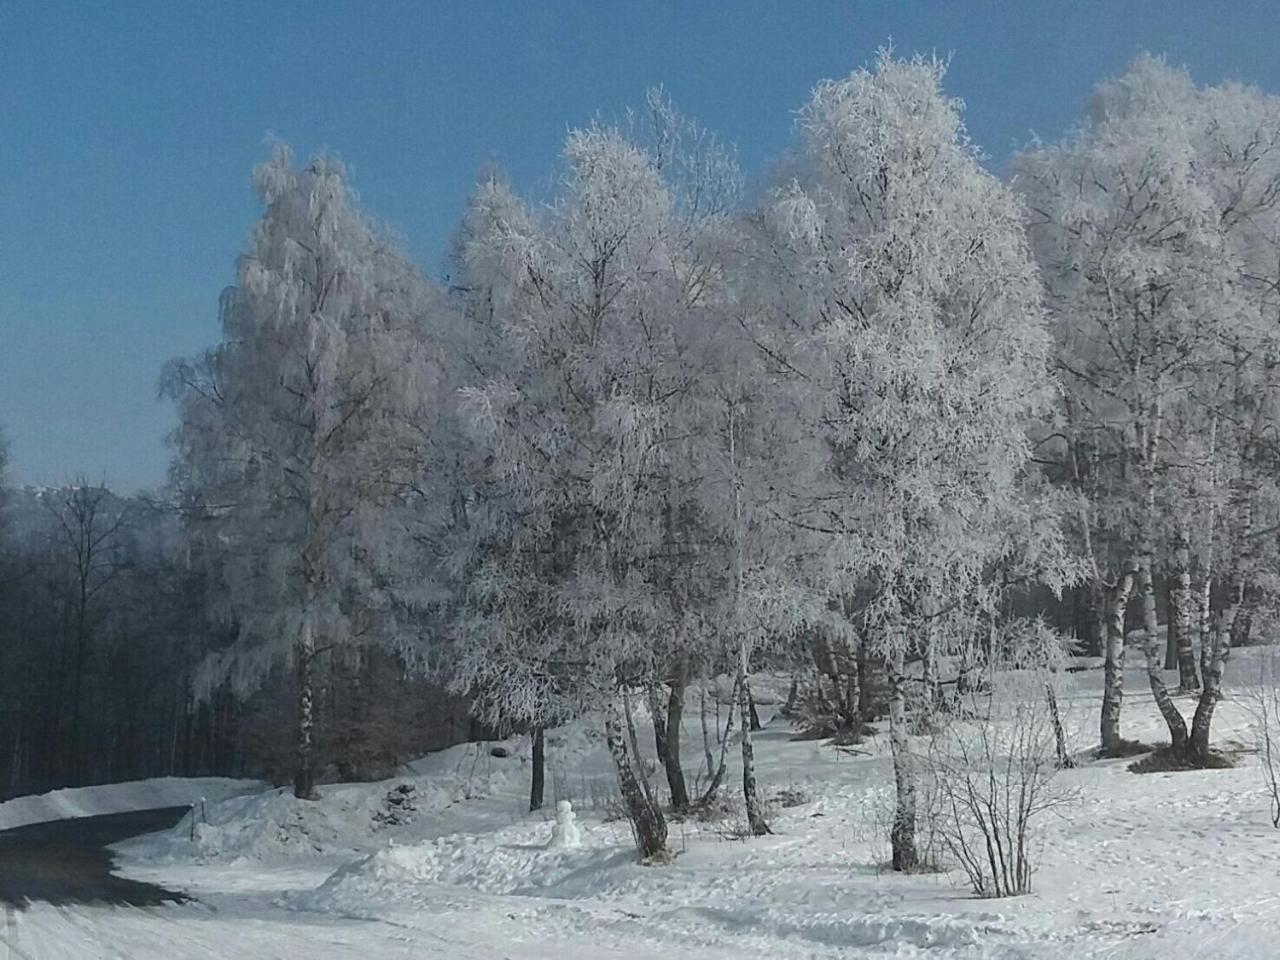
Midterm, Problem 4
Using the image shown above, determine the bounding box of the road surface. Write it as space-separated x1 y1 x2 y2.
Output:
0 806 189 907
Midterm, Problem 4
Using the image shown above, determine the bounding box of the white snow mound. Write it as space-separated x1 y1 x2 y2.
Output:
296 830 627 917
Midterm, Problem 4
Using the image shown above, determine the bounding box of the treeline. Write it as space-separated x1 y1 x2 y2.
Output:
4 50 1280 882
0 471 475 800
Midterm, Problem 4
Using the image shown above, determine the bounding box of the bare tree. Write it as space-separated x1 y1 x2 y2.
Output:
44 482 133 776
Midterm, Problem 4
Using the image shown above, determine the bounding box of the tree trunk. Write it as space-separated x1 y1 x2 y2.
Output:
1140 554 1189 753
782 674 800 717
1100 566 1136 755
738 658 769 836
663 674 689 812
1163 578 1178 670
622 690 660 810
887 644 917 871
647 684 670 780
71 601 87 781
856 635 875 724
529 726 545 812
605 698 668 861
1189 601 1238 762
1198 572 1213 680
921 627 940 713
699 687 715 780
1046 681 1074 769
699 677 737 806
293 613 317 800
1172 529 1199 691
1088 579 1107 658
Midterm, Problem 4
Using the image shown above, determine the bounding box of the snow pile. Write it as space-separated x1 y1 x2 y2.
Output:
0 777 263 831
128 739 523 864
295 826 630 917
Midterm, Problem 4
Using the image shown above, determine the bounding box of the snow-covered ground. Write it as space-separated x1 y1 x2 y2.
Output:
7 655 1280 958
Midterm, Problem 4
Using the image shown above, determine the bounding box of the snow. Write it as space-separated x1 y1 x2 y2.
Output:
0 776 265 831
121 738 526 866
8 654 1280 957
547 798 582 849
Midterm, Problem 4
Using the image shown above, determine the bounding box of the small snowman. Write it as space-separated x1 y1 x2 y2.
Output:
547 799 582 850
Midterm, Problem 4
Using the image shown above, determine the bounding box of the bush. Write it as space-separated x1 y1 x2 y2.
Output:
922 673 1075 898
1243 645 1280 826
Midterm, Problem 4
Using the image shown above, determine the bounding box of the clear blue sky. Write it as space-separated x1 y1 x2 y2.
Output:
3 1 1278 492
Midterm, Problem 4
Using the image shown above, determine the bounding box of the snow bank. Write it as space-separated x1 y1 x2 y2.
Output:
294 827 632 917
0 777 263 831
128 739 524 864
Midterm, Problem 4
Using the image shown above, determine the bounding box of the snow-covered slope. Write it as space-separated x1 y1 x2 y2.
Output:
120 738 534 866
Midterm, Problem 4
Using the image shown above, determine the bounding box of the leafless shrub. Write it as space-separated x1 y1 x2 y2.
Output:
922 671 1076 897
1243 646 1280 827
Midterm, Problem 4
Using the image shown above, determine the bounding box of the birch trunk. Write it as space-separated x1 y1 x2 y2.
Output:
737 638 769 835
1100 567 1135 755
529 726 545 812
888 644 917 871
699 687 715 780
293 610 317 800
782 675 800 717
856 635 874 727
622 691 660 812
1140 545 1190 752
1047 681 1074 769
1173 529 1199 691
1189 598 1238 762
699 675 738 805
921 630 940 714
1190 481 1248 761
605 698 669 861
1198 573 1213 681
647 684 670 784
1088 579 1107 658
663 672 690 812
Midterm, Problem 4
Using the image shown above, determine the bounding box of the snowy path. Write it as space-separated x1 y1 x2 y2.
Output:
0 807 190 907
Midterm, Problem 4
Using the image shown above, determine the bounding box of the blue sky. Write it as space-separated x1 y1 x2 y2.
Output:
3 1 1279 491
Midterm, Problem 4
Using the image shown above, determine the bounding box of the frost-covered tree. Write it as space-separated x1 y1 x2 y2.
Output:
763 51 1064 870
165 145 441 799
448 101 740 859
1018 57 1280 762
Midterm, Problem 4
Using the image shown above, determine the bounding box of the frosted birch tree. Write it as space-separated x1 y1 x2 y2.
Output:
448 108 740 859
165 145 441 798
1018 57 1280 761
763 51 1061 870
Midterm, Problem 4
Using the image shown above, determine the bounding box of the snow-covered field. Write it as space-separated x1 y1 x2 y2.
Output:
7 656 1280 958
